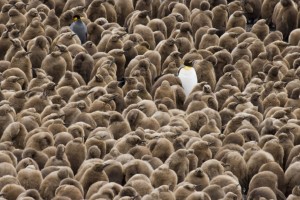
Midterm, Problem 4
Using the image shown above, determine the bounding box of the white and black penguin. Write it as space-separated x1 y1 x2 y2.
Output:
177 59 198 97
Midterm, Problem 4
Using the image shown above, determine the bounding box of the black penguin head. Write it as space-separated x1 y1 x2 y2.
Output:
73 15 81 21
183 59 194 67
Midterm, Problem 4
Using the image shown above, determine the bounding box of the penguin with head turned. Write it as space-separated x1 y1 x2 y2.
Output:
70 15 87 44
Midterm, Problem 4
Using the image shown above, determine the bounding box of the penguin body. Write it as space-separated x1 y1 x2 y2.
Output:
70 15 87 44
178 62 198 97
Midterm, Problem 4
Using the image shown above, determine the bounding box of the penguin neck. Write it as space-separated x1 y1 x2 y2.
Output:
74 19 82 23
183 65 193 70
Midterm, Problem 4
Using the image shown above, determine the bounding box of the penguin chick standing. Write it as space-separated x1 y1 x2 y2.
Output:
70 15 87 44
41 51 67 84
10 51 32 81
177 59 198 97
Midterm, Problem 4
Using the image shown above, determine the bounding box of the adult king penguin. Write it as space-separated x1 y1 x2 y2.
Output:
177 59 198 97
70 15 87 44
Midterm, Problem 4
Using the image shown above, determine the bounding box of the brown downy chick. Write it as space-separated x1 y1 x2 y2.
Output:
24 8 39 24
165 149 190 183
1 76 23 91
108 112 131 140
17 165 42 190
154 80 176 104
57 71 80 89
22 18 45 41
79 162 110 195
41 51 67 84
43 9 60 30
285 88 300 108
88 73 106 88
7 8 27 33
137 82 152 100
55 44 73 72
0 4 13 25
199 119 221 137
44 144 71 168
122 77 138 96
8 90 28 113
39 168 70 200
9 50 32 81
28 36 49 71
0 30 12 60
5 38 24 62
162 51 181 72
23 90 51 113
124 89 142 108
65 137 86 175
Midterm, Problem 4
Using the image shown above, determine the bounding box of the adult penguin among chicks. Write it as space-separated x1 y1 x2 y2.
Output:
177 59 198 97
70 15 87 44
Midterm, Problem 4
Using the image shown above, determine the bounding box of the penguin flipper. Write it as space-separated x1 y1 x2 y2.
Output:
177 65 185 76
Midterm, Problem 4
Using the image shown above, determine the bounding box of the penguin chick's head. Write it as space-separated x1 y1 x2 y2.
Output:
73 15 81 21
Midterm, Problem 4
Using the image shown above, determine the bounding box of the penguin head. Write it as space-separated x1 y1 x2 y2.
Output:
73 15 81 22
183 58 194 67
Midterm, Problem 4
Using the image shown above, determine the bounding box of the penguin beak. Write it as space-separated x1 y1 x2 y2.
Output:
109 60 115 67
139 140 147 146
87 90 94 95
102 162 110 168
71 33 77 37
25 90 32 95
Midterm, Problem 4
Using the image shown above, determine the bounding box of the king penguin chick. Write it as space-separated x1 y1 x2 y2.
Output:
8 90 28 113
17 165 42 190
70 15 87 45
154 80 176 104
79 162 110 195
9 50 32 81
44 144 71 168
1 76 23 91
165 149 190 183
177 59 198 97
108 112 131 140
41 51 67 84
125 89 142 107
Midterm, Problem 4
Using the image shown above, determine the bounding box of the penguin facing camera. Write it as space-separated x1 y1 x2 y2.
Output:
177 59 198 97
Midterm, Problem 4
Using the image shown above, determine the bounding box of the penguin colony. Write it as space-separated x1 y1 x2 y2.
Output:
1 0 300 199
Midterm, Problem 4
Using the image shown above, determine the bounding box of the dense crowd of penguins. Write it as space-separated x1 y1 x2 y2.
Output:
1 0 300 199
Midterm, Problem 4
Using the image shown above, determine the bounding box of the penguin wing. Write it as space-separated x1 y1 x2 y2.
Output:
177 65 185 76
70 22 75 30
